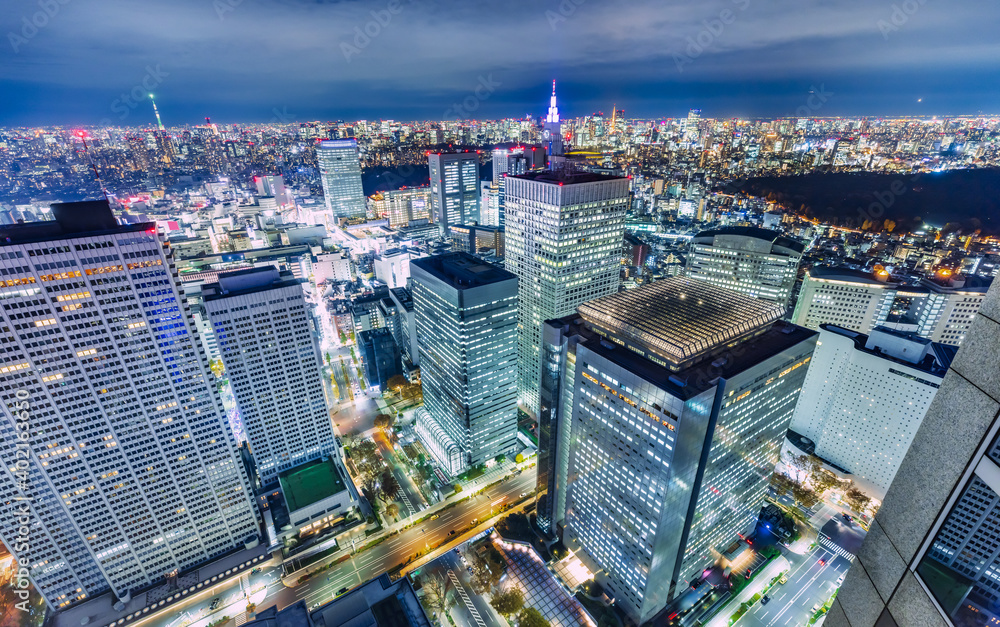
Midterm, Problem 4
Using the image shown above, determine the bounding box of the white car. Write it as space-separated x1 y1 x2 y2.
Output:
836 574 845 586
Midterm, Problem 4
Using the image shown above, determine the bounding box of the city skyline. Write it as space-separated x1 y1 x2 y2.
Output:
2 0 1000 125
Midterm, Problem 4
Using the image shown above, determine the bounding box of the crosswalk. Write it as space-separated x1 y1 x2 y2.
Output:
819 536 856 562
448 570 486 627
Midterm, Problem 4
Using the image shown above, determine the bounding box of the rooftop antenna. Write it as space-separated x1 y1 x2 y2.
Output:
149 93 165 131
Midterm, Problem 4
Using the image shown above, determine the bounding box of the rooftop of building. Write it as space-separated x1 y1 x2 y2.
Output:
807 265 895 285
693 226 805 254
411 251 515 288
312 573 431 627
553 313 816 400
0 200 153 246
511 170 626 185
278 457 347 513
820 323 956 375
576 276 787 368
202 267 302 300
246 600 313 627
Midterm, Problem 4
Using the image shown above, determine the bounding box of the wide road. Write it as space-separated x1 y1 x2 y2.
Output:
290 471 536 610
736 547 848 627
127 470 535 627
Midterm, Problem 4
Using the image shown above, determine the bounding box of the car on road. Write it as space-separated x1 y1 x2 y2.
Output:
431 514 439 520
818 558 826 565
745 568 752 579
337 587 349 597
842 512 853 524
209 598 220 611
761 595 770 605
836 574 845 586
811 602 821 614
520 492 529 498
779 573 788 584
449 530 456 536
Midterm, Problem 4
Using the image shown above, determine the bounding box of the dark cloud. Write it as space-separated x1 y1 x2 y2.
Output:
0 0 997 125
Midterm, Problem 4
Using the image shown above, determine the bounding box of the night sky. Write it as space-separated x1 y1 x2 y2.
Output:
1 0 997 126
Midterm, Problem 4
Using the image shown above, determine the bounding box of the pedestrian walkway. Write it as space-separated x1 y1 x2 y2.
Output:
818 536 855 562
449 570 487 627
493 536 595 627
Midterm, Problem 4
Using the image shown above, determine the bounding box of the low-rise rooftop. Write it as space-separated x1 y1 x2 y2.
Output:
279 457 347 513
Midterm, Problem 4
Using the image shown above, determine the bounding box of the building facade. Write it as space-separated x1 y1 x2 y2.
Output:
686 226 804 310
829 281 1000 627
789 324 953 498
504 170 628 419
539 278 816 623
0 202 259 610
317 139 366 219
792 267 988 346
411 253 518 474
202 267 335 485
428 152 479 238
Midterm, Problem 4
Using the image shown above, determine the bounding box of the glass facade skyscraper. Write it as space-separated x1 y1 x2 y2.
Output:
411 252 518 474
538 277 817 623
0 202 259 610
504 170 628 419
428 152 479 238
316 139 367 219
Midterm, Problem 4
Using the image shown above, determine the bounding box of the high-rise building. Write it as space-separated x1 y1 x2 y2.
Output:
411 253 518 474
538 278 816 623
0 201 259 610
369 187 431 229
491 144 542 229
428 152 479 238
792 267 988 346
316 139 366 219
789 324 953 498
684 108 701 143
791 267 896 333
830 281 1000 627
254 174 292 207
685 226 804 310
542 80 564 159
202 267 335 485
505 170 629 418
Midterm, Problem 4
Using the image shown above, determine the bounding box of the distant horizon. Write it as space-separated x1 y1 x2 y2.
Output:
4 110 1000 130
2 0 998 127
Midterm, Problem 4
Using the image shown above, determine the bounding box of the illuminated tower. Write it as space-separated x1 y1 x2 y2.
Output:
148 93 165 131
543 80 564 158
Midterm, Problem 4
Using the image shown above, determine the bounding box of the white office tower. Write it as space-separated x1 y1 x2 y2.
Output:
789 325 953 499
505 171 628 419
202 267 335 485
792 267 987 346
791 267 896 333
411 253 518 475
428 152 480 238
480 181 500 227
686 226 805 310
538 278 816 623
374 247 420 289
316 139 367 219
0 202 258 610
